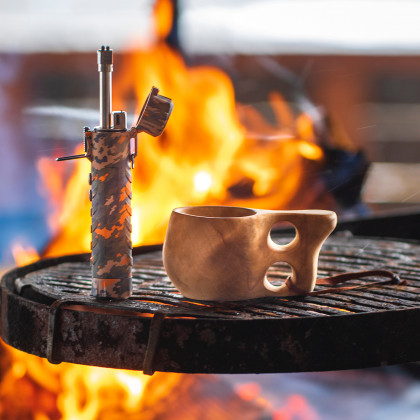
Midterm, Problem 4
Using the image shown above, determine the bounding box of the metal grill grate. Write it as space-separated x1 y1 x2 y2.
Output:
16 234 420 318
2 233 420 374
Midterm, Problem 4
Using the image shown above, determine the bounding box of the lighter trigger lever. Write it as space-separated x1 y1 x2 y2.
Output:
56 127 91 162
56 154 87 161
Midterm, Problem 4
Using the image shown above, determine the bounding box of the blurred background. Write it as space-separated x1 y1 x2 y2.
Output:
2 0 420 265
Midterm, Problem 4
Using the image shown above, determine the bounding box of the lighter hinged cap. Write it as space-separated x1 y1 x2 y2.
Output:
135 87 173 136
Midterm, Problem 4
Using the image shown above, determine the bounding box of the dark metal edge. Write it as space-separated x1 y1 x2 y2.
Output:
2 284 419 373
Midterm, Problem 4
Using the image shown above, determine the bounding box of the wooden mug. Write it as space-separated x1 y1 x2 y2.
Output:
163 206 337 301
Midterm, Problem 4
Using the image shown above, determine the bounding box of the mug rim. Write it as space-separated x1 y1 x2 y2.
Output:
173 205 257 219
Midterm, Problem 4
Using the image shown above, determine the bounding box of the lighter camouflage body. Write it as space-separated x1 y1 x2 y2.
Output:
56 46 172 301
89 130 133 299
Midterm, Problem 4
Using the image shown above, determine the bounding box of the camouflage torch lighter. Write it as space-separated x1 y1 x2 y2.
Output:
57 46 173 299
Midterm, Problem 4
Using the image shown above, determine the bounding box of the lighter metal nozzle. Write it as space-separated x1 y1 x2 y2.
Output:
97 45 113 72
98 46 113 130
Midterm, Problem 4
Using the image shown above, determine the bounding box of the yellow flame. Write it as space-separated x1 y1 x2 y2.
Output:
194 170 213 194
11 243 39 266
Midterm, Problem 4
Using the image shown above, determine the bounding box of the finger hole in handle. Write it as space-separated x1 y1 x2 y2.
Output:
269 221 297 248
264 261 293 292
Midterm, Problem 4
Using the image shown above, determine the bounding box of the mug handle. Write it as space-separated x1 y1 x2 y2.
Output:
260 210 337 296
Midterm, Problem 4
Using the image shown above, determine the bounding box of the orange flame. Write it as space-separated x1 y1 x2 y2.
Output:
1 343 320 419
38 43 325 257
0 344 155 419
11 243 39 267
153 0 174 40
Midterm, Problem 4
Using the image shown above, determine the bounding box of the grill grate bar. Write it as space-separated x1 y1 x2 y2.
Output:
15 235 420 320
338 288 420 306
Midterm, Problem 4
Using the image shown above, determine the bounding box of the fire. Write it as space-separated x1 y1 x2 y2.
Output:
0 344 154 419
38 37 325 258
11 243 39 267
5 0 329 418
1 343 320 419
23 0 330 260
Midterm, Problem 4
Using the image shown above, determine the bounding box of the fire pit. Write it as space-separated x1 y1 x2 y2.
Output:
2 232 419 375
